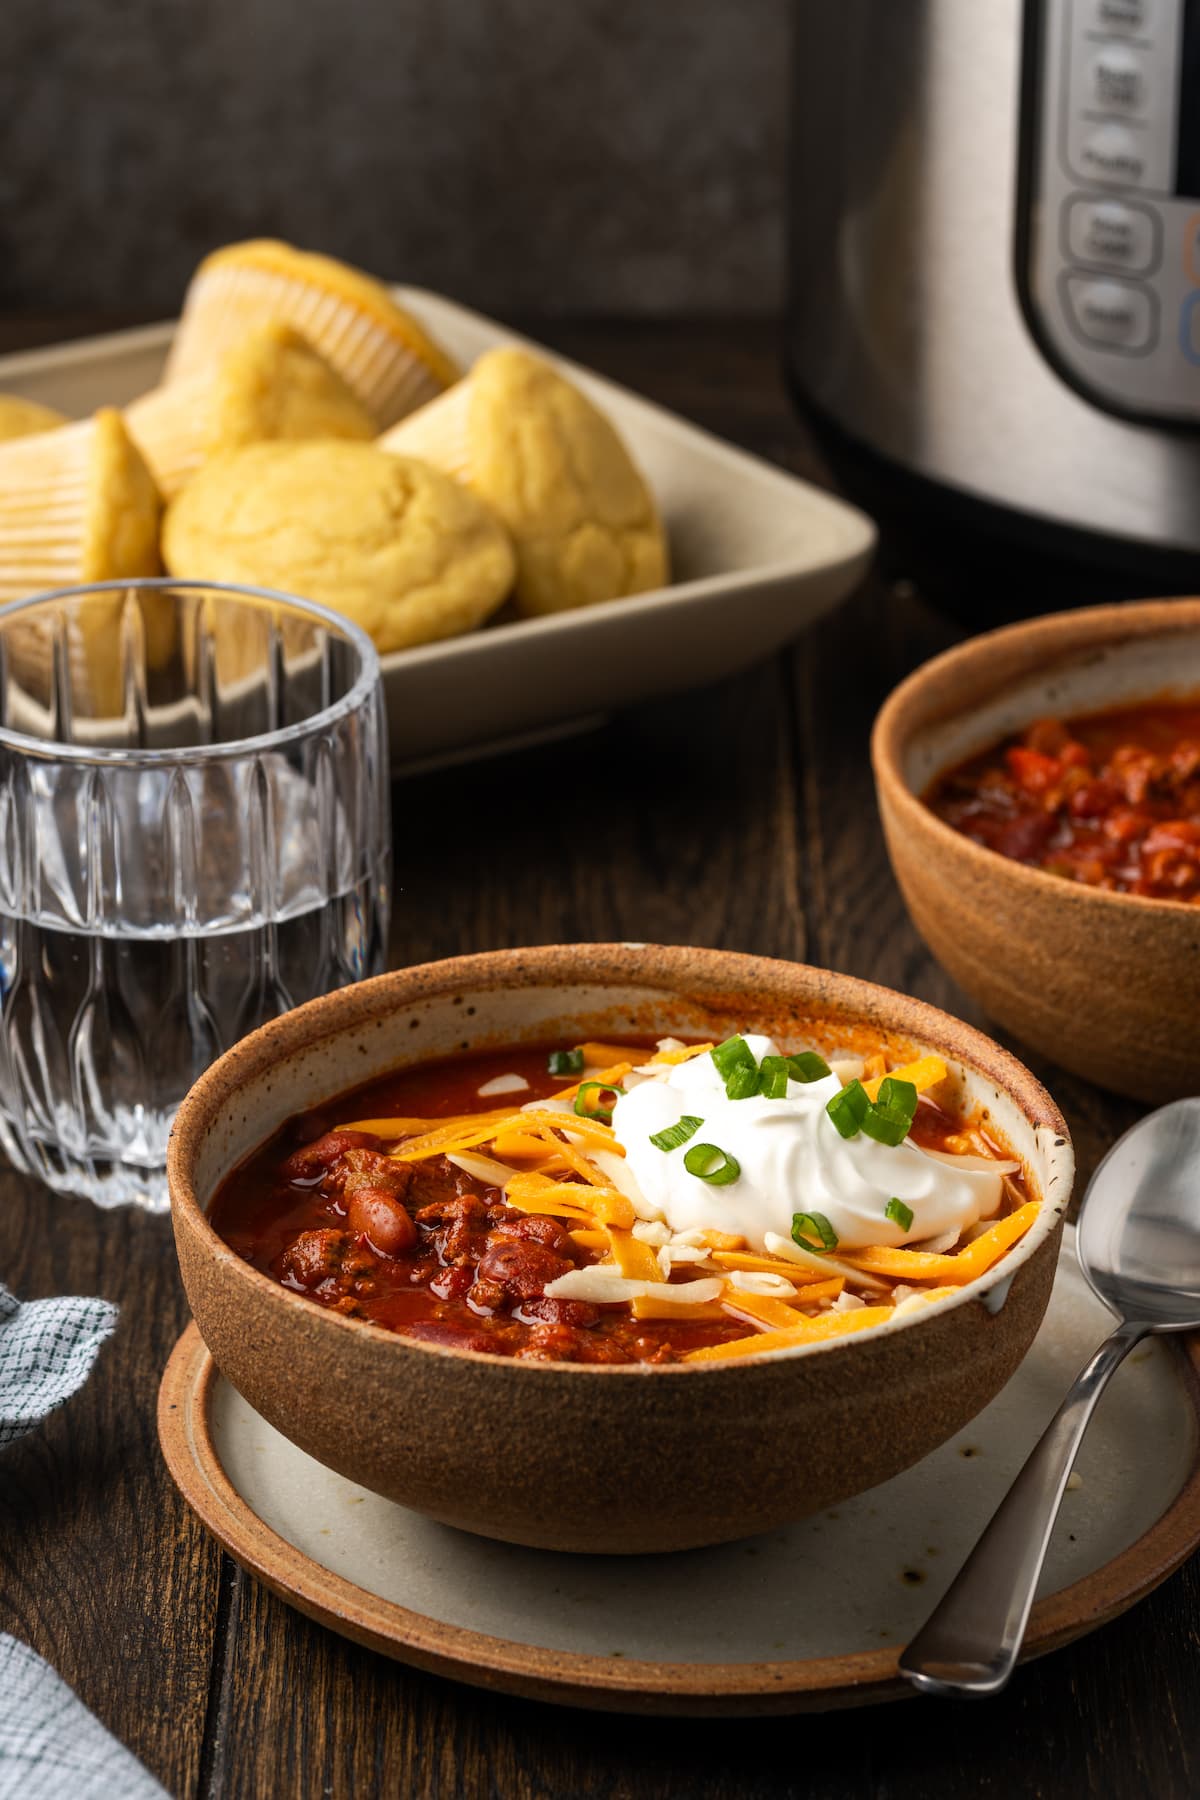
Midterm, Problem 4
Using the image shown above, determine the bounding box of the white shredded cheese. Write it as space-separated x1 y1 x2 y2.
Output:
631 1221 670 1246
916 1228 961 1254
762 1231 887 1290
923 1148 1020 1177
446 1151 519 1188
892 1290 956 1319
477 1073 530 1098
543 1270 724 1305
728 1270 797 1298
657 1243 714 1279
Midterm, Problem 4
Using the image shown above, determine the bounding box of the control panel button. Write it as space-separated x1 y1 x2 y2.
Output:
1089 46 1145 112
1181 294 1200 365
1076 122 1149 186
1088 0 1152 29
1063 275 1158 350
1065 196 1159 271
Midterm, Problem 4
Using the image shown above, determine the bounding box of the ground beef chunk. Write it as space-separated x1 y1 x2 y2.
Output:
278 1224 356 1296
416 1193 494 1265
493 1212 576 1257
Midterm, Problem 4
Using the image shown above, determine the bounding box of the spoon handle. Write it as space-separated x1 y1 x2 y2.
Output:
898 1316 1148 1697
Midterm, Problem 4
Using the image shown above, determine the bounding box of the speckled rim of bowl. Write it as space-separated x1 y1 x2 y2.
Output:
157 1320 1200 1713
167 943 1071 1375
871 597 1200 918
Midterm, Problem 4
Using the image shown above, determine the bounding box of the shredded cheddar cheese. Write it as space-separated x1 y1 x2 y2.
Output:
350 1037 1040 1367
861 1054 949 1104
839 1201 1040 1284
684 1305 899 1362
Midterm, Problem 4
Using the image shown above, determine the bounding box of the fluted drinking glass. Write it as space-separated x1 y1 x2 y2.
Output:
0 579 390 1210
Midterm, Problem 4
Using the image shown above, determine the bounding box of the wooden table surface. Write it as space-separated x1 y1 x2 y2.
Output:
0 316 1194 1800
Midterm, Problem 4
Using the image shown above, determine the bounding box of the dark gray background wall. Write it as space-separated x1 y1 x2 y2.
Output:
0 0 789 318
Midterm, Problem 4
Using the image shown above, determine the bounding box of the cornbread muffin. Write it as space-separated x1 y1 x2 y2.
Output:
126 323 376 499
165 240 459 427
161 440 516 654
0 394 69 442
378 347 668 618
0 407 164 713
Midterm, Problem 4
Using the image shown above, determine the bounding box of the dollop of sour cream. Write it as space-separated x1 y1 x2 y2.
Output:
610 1036 1002 1253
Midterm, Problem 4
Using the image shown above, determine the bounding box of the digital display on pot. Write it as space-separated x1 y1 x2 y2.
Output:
1175 1 1200 195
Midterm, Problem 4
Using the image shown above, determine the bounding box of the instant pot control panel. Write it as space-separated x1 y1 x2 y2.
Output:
1021 0 1200 423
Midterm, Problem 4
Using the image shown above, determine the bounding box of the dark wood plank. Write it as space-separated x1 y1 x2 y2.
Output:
0 313 1196 1798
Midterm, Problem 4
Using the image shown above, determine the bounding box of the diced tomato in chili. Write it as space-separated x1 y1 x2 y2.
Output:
927 704 1200 901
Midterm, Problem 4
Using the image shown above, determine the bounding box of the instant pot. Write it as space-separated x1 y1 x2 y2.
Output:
787 1 1200 614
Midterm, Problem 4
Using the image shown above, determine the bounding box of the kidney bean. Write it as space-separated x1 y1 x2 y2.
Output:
475 1239 572 1300
346 1188 417 1256
279 1131 379 1182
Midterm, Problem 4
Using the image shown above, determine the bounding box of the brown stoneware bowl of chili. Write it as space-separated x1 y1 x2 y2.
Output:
873 598 1200 1104
168 944 1070 1554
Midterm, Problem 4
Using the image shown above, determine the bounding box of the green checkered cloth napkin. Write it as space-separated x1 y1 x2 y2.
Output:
0 1284 165 1796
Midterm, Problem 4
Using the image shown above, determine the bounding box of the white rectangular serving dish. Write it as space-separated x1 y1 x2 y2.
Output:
0 290 876 770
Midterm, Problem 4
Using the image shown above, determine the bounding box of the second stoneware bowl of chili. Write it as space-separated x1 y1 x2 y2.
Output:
168 944 1070 1554
872 598 1200 1104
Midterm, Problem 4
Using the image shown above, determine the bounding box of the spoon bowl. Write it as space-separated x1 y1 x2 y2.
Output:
1079 1098 1200 1331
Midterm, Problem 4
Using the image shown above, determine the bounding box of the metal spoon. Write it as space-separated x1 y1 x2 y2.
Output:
900 1096 1200 1698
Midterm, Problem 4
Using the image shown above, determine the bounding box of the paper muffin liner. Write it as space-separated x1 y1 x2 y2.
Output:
376 379 475 484
0 411 163 715
124 376 212 500
166 252 458 427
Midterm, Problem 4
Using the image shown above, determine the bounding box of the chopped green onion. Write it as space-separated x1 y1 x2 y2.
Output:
724 1064 760 1102
876 1077 919 1125
756 1051 831 1098
787 1051 832 1084
548 1048 584 1076
649 1114 704 1152
861 1103 912 1147
683 1142 741 1185
757 1065 790 1100
792 1211 839 1253
574 1081 623 1124
885 1197 914 1231
711 1036 757 1081
826 1078 870 1139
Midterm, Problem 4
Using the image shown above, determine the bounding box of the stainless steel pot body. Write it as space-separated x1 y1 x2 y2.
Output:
787 1 1200 559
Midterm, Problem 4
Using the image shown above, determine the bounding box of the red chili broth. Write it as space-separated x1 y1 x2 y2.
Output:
210 1042 1017 1365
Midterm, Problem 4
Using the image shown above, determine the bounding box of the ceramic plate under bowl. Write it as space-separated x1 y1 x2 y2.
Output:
0 298 875 770
159 1232 1200 1715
